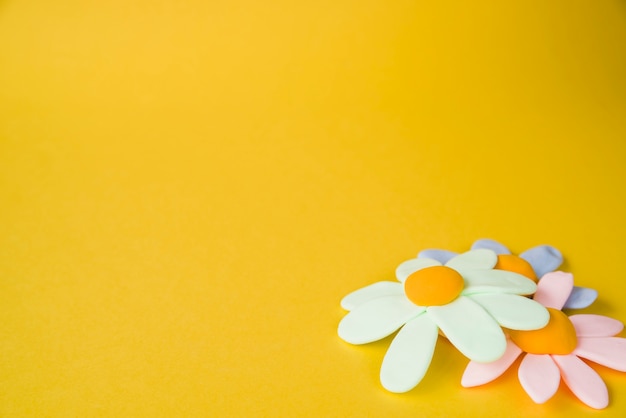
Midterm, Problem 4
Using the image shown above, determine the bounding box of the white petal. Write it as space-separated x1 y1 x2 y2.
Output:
340 281 404 311
395 258 441 283
380 313 438 393
518 354 561 404
338 295 424 344
468 293 549 330
462 269 537 295
445 249 497 271
427 296 506 362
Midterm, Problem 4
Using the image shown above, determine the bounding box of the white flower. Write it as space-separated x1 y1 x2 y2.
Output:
338 249 549 393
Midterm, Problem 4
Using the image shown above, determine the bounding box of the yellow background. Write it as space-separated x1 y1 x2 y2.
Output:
1 1 626 416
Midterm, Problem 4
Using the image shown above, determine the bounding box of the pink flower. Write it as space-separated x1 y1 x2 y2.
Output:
461 272 626 409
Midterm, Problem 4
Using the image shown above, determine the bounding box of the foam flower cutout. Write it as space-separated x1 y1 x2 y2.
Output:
338 249 549 393
419 238 597 309
461 272 626 410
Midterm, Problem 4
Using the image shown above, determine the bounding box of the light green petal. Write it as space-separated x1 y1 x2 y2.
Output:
380 313 438 393
427 296 506 362
445 249 497 271
468 293 549 330
395 258 441 283
338 295 424 345
340 281 403 311
462 269 537 295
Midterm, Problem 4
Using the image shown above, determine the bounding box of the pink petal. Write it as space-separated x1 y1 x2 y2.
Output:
533 272 574 310
461 340 523 387
569 314 624 338
574 337 626 372
552 354 609 409
518 354 561 404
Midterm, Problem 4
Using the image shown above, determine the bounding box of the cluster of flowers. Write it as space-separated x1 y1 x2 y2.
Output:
338 239 626 409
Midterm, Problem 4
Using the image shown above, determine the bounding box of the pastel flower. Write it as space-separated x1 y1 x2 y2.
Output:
338 249 549 393
418 238 597 309
461 272 626 409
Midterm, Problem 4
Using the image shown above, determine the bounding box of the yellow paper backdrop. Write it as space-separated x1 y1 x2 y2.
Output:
1 1 626 416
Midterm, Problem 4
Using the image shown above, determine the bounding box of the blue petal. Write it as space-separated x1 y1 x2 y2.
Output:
417 249 457 264
519 245 563 278
563 286 598 309
471 239 511 255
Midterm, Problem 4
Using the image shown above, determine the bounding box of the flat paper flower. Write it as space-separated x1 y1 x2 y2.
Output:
462 272 626 409
338 249 549 393
418 238 597 309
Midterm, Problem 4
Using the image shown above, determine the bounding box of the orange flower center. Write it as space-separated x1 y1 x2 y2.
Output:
508 308 577 355
495 254 537 282
404 266 464 307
